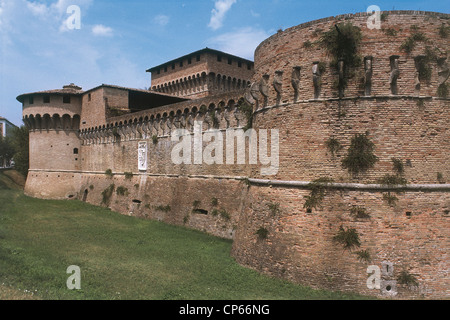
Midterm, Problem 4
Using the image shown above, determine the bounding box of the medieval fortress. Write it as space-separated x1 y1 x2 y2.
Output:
18 11 449 299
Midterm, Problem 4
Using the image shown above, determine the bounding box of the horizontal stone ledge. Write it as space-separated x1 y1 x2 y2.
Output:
254 95 446 114
29 169 248 181
248 178 450 192
28 170 450 191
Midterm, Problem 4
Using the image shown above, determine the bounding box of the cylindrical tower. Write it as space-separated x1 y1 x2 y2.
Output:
249 11 449 183
232 11 449 299
17 84 83 199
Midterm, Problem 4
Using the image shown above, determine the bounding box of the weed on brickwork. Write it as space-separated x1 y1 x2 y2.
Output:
333 226 361 250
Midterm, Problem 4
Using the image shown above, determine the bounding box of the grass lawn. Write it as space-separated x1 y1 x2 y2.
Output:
0 171 371 300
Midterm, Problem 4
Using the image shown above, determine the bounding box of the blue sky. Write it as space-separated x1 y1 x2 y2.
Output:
0 0 448 126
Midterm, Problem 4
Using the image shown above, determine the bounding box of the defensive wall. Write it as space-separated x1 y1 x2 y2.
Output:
19 11 449 299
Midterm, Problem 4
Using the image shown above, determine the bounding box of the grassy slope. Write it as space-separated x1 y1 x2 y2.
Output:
0 171 371 300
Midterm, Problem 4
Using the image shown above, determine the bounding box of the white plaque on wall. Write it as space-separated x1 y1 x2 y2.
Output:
138 141 148 171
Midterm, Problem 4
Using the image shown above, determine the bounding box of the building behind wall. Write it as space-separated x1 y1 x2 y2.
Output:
0 116 17 138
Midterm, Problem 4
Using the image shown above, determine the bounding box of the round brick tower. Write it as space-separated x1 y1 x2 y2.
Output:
232 11 449 299
18 84 83 199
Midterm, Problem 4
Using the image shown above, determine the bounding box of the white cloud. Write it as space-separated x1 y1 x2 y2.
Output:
92 24 114 37
26 1 47 16
207 27 270 60
250 10 260 18
153 14 170 27
0 0 145 126
208 0 237 31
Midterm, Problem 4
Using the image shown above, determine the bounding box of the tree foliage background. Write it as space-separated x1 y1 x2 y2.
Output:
0 126 29 177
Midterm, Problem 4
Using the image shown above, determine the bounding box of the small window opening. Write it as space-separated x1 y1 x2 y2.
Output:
188 58 192 64
43 95 50 103
88 93 92 101
73 148 79 155
196 55 201 62
193 209 208 215
63 95 71 103
406 211 412 217
217 55 222 62
228 58 232 65
179 61 183 67
238 61 242 68
29 96 34 104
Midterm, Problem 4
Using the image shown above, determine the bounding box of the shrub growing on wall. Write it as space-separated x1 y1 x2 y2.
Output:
342 134 378 175
333 226 361 250
303 178 334 211
101 184 115 205
321 22 362 91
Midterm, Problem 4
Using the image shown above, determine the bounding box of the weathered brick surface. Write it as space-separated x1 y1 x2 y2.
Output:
232 185 449 299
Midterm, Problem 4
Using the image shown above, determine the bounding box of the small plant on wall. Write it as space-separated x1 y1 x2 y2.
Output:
437 172 445 184
101 184 115 205
124 172 133 180
116 186 129 196
320 22 362 92
438 23 449 38
437 83 448 98
256 227 269 240
391 158 404 175
350 206 370 219
400 27 427 54
333 226 361 250
382 193 399 207
105 169 114 177
355 249 371 263
321 22 362 70
326 138 343 157
267 202 280 216
397 269 419 288
303 177 334 212
341 133 378 175
155 205 171 212
112 128 121 139
152 135 159 145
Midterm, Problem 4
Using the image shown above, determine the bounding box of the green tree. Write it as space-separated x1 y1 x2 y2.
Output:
0 135 14 167
9 126 29 177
